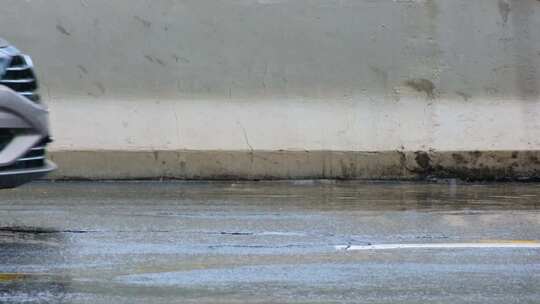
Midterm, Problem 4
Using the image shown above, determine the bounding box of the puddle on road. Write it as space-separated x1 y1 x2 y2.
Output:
5 181 540 213
0 226 73 303
0 274 72 303
0 226 71 269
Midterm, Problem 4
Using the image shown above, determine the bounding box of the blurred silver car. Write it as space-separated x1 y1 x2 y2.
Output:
0 38 56 188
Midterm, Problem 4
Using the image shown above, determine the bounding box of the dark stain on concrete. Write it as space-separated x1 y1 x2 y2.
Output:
415 151 432 172
484 86 500 96
94 82 106 95
528 153 540 164
145 55 166 67
133 16 152 28
370 66 389 92
404 79 436 99
498 0 511 25
339 160 357 179
425 0 439 20
469 151 483 159
155 57 166 67
452 153 467 165
414 151 540 182
512 0 539 99
179 161 187 173
456 91 471 102
172 54 190 63
77 65 88 74
56 24 71 36
144 55 155 63
48 150 540 182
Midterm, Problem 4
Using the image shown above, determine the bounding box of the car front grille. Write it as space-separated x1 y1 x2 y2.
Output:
0 138 48 172
0 129 13 152
0 55 40 103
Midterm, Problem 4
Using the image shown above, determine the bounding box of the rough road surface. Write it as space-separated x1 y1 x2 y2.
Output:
0 181 539 303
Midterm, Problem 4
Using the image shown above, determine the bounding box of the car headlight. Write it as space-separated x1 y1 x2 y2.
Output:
0 50 10 78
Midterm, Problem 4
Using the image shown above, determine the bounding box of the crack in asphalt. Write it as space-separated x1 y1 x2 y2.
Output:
217 232 255 236
0 227 96 234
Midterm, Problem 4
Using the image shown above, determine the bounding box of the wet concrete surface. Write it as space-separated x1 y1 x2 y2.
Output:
0 181 539 303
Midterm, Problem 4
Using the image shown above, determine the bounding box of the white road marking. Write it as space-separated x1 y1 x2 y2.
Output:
336 242 540 251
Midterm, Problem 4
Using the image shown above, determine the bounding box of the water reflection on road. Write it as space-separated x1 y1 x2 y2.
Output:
0 181 539 303
0 227 71 303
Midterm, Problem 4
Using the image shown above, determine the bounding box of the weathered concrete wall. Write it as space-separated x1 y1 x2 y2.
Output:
1 0 540 179
49 150 540 181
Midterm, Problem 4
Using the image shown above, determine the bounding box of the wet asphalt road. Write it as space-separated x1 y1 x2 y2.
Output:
0 181 539 303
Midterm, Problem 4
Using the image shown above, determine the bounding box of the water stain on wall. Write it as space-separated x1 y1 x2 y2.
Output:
133 16 152 28
455 91 471 102
404 79 436 99
498 0 511 25
512 0 539 99
55 24 71 36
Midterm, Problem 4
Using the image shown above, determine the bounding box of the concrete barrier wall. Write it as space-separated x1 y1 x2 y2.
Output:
1 0 540 179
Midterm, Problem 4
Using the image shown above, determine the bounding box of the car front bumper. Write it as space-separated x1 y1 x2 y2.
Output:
0 85 56 188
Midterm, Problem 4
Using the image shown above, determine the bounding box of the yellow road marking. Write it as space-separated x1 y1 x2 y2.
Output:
0 273 57 282
0 273 26 282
